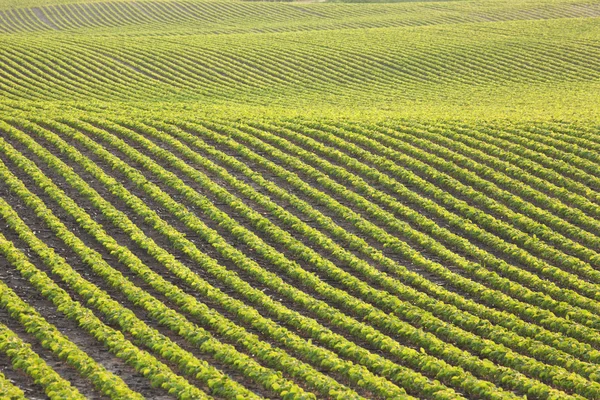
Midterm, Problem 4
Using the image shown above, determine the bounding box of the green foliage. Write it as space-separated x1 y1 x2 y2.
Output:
0 0 598 118
0 0 599 399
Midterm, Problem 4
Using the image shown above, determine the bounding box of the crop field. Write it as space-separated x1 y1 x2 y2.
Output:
0 0 600 399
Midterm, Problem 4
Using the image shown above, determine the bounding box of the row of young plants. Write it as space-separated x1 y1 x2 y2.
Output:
10 119 426 399
482 122 600 180
31 116 444 400
561 121 600 140
129 117 600 370
0 319 83 400
480 120 600 210
41 1 155 30
34 116 529 400
4 43 130 101
75 118 475 400
205 117 600 332
8 117 419 400
0 239 143 400
146 115 600 378
0 126 324 400
2 120 363 400
388 118 600 259
4 114 600 398
25 41 154 100
0 48 68 102
3 39 125 102
234 118 600 330
65 37 267 96
0 23 537 104
2 1 415 34
56 116 590 399
0 39 169 102
0 146 230 400
420 120 600 215
0 9 35 33
17 114 600 398
374 119 600 261
278 119 600 310
272 118 600 298
523 123 600 166
0 191 225 400
185 119 600 395
504 121 600 199
104 34 303 98
99 115 600 388
386 119 600 274
521 121 600 156
0 44 115 102
0 369 26 400
0 8 49 33
82 115 591 399
112 112 596 384
389 119 600 253
52 39 178 100
4 9 600 106
451 120 600 216
192 116 597 354
136 118 600 367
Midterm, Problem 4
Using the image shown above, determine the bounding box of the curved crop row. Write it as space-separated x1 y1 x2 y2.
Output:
47 116 587 398
0 320 84 400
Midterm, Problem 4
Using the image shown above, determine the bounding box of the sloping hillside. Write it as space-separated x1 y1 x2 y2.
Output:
0 1 599 399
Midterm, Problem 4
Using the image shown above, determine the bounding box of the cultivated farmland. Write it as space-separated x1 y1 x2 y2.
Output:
0 0 599 399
